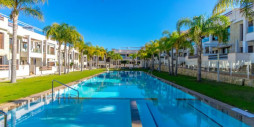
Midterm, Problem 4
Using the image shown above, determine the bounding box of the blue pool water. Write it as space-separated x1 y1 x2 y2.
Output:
0 71 251 127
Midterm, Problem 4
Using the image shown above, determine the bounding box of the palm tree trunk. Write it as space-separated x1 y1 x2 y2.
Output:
109 58 111 68
11 14 18 83
167 53 171 75
152 54 154 71
159 51 161 72
175 49 178 75
96 56 98 68
81 50 84 71
67 48 70 73
64 43 67 74
104 55 106 68
58 44 61 75
171 48 174 75
133 59 134 68
197 42 202 81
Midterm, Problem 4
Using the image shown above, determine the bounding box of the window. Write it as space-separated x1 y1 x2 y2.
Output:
248 46 253 53
227 26 230 41
0 56 3 65
212 36 218 41
0 33 4 49
240 24 243 41
248 20 253 33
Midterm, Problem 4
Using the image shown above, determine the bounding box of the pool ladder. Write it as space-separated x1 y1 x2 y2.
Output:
52 80 80 100
0 110 7 127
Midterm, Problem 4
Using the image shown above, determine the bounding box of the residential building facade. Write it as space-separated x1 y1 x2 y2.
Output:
0 13 87 79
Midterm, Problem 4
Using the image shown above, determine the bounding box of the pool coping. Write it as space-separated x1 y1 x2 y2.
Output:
144 72 254 126
0 71 106 112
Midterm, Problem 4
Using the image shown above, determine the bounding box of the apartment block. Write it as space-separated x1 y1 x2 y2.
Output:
0 14 86 79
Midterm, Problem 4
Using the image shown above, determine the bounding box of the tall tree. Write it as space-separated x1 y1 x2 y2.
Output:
170 31 190 75
66 28 81 73
0 0 46 83
77 39 87 71
44 23 66 75
86 45 95 69
145 40 159 71
162 30 173 75
130 53 138 68
177 15 230 81
158 37 166 72
213 0 254 19
107 51 115 68
138 48 148 68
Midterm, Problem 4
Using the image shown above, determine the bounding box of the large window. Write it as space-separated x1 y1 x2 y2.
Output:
0 56 3 65
240 24 243 41
0 33 4 49
248 20 253 33
248 46 253 53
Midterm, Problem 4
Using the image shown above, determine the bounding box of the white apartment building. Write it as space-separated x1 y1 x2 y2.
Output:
182 8 254 68
0 13 86 79
112 47 142 68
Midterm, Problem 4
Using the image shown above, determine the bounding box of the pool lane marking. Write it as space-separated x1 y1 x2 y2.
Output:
145 103 159 127
130 100 142 127
188 103 223 127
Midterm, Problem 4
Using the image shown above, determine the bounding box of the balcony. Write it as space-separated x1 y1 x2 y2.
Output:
31 48 41 53
208 54 228 60
188 55 198 59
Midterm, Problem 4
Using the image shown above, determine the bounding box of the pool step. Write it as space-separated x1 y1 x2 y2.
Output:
137 101 158 127
130 100 142 127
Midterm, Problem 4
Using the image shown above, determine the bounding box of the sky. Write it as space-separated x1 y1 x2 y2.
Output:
0 0 218 50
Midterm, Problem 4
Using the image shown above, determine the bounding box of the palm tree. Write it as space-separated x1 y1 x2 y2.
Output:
94 46 100 68
0 0 46 83
130 53 138 68
66 29 81 73
115 53 123 68
177 15 230 81
158 38 166 72
162 30 173 75
86 45 95 69
62 24 76 74
138 48 148 68
44 23 66 75
77 39 87 71
170 31 190 75
145 40 159 71
107 51 115 68
99 47 106 68
213 0 254 19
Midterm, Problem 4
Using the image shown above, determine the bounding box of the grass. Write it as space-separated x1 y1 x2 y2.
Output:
0 69 106 104
135 69 254 113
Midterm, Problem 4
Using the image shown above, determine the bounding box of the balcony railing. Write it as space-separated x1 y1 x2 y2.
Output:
31 48 41 53
208 54 228 60
0 65 19 70
188 55 198 59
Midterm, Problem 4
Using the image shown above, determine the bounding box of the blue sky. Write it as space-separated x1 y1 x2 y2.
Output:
0 0 217 50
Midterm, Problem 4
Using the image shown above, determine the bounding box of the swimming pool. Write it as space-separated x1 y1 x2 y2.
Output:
0 71 251 127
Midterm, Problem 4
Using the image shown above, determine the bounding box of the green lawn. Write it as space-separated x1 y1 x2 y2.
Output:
0 69 105 104
141 69 254 113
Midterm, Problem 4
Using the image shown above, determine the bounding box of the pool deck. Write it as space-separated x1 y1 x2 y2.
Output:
0 71 106 112
145 72 254 126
